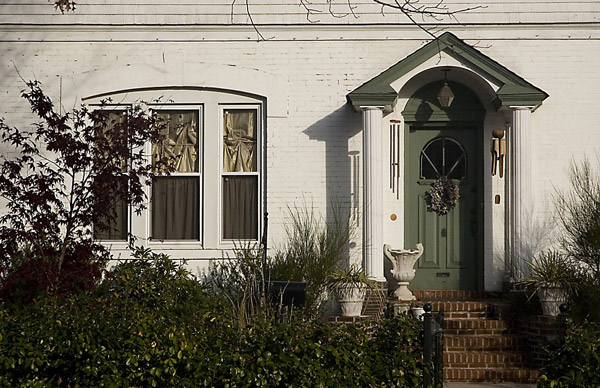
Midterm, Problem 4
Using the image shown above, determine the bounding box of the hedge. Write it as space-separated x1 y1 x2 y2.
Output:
0 252 426 387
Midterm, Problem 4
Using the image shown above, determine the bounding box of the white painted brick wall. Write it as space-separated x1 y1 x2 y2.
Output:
1 4 600 284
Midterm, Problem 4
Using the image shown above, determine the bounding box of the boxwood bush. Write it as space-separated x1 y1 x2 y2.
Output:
0 250 426 387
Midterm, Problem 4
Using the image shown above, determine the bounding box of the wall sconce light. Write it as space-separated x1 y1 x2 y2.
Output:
437 69 454 108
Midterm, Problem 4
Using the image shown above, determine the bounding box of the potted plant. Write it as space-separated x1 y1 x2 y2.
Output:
327 265 377 317
410 300 425 321
522 250 576 316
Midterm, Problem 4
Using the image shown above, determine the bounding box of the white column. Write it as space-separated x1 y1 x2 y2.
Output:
361 106 386 282
508 107 533 277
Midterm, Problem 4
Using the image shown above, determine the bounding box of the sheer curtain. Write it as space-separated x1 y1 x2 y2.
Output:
152 111 198 173
223 110 256 172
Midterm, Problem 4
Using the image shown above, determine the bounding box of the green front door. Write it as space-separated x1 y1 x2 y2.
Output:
405 126 482 290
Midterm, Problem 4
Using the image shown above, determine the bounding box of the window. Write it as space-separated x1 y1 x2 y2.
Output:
151 109 201 241
420 136 466 180
222 108 259 240
91 91 263 251
94 110 128 241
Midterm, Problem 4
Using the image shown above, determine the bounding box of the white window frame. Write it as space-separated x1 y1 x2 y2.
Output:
89 91 264 255
218 104 262 245
147 104 204 246
92 105 131 247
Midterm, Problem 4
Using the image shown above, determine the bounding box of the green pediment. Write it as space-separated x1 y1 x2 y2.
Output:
347 32 548 110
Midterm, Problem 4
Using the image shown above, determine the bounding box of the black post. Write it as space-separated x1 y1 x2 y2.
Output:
434 311 444 387
559 303 568 346
261 212 269 302
262 212 269 262
423 303 433 388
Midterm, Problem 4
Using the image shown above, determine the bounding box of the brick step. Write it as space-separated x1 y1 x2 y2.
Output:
443 318 511 335
444 327 509 335
444 318 508 330
413 290 501 300
443 367 540 383
429 300 492 313
444 351 531 368
444 334 527 352
445 310 488 319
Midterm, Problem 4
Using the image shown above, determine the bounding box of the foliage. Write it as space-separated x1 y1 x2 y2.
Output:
0 81 172 303
426 179 459 215
0 250 427 387
0 249 101 307
52 0 75 13
269 204 355 316
207 242 269 327
538 321 600 388
521 250 578 295
555 157 600 281
567 272 600 323
100 246 218 323
326 264 379 294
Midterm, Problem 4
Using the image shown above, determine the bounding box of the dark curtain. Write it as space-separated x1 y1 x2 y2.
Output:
222 176 258 240
152 177 199 240
94 198 127 241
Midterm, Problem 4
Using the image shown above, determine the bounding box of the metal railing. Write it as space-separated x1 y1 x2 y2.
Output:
423 303 444 388
559 302 569 346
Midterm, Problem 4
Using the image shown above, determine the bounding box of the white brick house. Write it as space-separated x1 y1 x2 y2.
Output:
1 1 600 292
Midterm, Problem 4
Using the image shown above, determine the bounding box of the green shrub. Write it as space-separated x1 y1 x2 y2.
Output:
270 204 356 316
0 249 426 387
0 300 425 387
538 321 600 388
101 246 220 323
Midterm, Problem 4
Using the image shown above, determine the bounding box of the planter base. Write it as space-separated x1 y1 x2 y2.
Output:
537 287 568 316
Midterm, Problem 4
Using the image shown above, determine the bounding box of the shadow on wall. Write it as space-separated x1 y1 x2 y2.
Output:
303 103 363 267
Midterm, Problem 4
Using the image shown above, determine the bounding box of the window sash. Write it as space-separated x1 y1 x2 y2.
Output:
150 107 203 241
151 176 200 241
220 106 261 241
93 110 129 241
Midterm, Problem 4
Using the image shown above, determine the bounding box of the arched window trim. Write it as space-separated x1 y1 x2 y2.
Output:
419 136 467 180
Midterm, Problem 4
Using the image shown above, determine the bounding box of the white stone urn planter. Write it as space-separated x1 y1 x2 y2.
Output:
537 287 568 316
332 283 367 317
384 243 424 300
411 307 425 321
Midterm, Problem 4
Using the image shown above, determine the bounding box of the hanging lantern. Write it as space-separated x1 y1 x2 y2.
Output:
437 68 454 108
437 82 455 108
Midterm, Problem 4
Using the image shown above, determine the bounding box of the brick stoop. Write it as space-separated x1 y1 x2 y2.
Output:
417 290 540 384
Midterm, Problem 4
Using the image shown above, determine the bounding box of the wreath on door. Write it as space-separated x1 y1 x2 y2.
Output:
426 179 460 215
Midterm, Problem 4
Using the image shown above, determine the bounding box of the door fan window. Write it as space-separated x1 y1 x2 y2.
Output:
420 136 467 180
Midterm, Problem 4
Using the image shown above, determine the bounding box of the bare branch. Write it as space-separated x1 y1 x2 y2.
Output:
300 0 322 23
245 0 268 42
328 0 349 19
